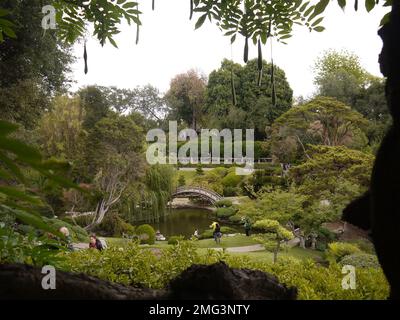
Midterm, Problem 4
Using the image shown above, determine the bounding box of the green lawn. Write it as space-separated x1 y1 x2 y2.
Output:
194 234 258 248
225 247 324 263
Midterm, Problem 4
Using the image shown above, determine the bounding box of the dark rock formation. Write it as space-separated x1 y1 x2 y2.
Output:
168 262 297 300
342 2 400 300
0 262 297 300
0 263 165 300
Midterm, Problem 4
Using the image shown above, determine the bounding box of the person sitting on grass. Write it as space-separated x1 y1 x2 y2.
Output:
89 234 103 251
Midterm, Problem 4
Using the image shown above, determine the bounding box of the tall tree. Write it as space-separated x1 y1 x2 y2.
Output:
205 59 293 139
165 70 206 131
270 97 369 162
0 0 73 129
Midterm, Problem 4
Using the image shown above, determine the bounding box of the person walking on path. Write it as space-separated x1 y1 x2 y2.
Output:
210 221 222 244
243 218 252 237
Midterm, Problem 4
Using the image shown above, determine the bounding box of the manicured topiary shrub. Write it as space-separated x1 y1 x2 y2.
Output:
215 199 233 208
228 214 242 224
216 207 236 219
339 253 380 269
168 235 185 245
135 224 156 245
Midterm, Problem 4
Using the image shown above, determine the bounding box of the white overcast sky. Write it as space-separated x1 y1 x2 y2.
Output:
70 1 390 99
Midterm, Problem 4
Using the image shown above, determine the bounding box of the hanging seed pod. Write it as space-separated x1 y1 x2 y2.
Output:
190 0 194 20
152 0 155 10
231 69 237 106
83 42 88 74
272 82 276 107
136 6 140 45
257 39 263 86
354 0 358 11
244 37 249 63
271 60 276 107
267 19 272 38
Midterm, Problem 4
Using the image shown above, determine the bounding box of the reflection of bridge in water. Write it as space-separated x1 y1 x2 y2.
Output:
171 186 223 205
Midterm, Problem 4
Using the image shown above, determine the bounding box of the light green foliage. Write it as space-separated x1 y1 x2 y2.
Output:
238 189 307 225
290 145 374 221
271 97 369 162
326 242 362 263
340 253 380 269
135 224 156 245
224 256 389 300
63 241 201 289
62 240 389 299
253 219 293 240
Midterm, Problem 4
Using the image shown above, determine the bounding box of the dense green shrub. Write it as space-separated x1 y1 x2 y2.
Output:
215 199 233 208
168 235 185 245
46 218 89 242
62 241 389 299
221 172 243 188
93 212 135 237
228 215 242 224
216 207 236 219
223 186 239 197
135 224 156 245
200 226 237 239
340 253 380 269
326 242 361 263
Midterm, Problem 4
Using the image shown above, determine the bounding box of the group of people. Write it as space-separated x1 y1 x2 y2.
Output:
56 226 104 251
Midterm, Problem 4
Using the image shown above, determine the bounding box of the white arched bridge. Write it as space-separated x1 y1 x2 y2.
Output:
172 186 223 204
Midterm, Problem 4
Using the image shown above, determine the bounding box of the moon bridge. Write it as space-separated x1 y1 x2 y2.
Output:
171 186 223 205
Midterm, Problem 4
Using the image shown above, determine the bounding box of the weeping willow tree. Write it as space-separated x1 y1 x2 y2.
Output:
124 165 175 223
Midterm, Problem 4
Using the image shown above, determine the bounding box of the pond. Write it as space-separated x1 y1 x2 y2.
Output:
149 208 217 238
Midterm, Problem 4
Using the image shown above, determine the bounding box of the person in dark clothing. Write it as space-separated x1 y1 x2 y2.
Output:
243 218 252 237
89 234 103 251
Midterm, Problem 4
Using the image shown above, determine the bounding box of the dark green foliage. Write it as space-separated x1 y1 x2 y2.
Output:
135 224 156 245
93 212 135 238
215 199 233 208
216 207 236 219
205 59 293 139
0 0 73 128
